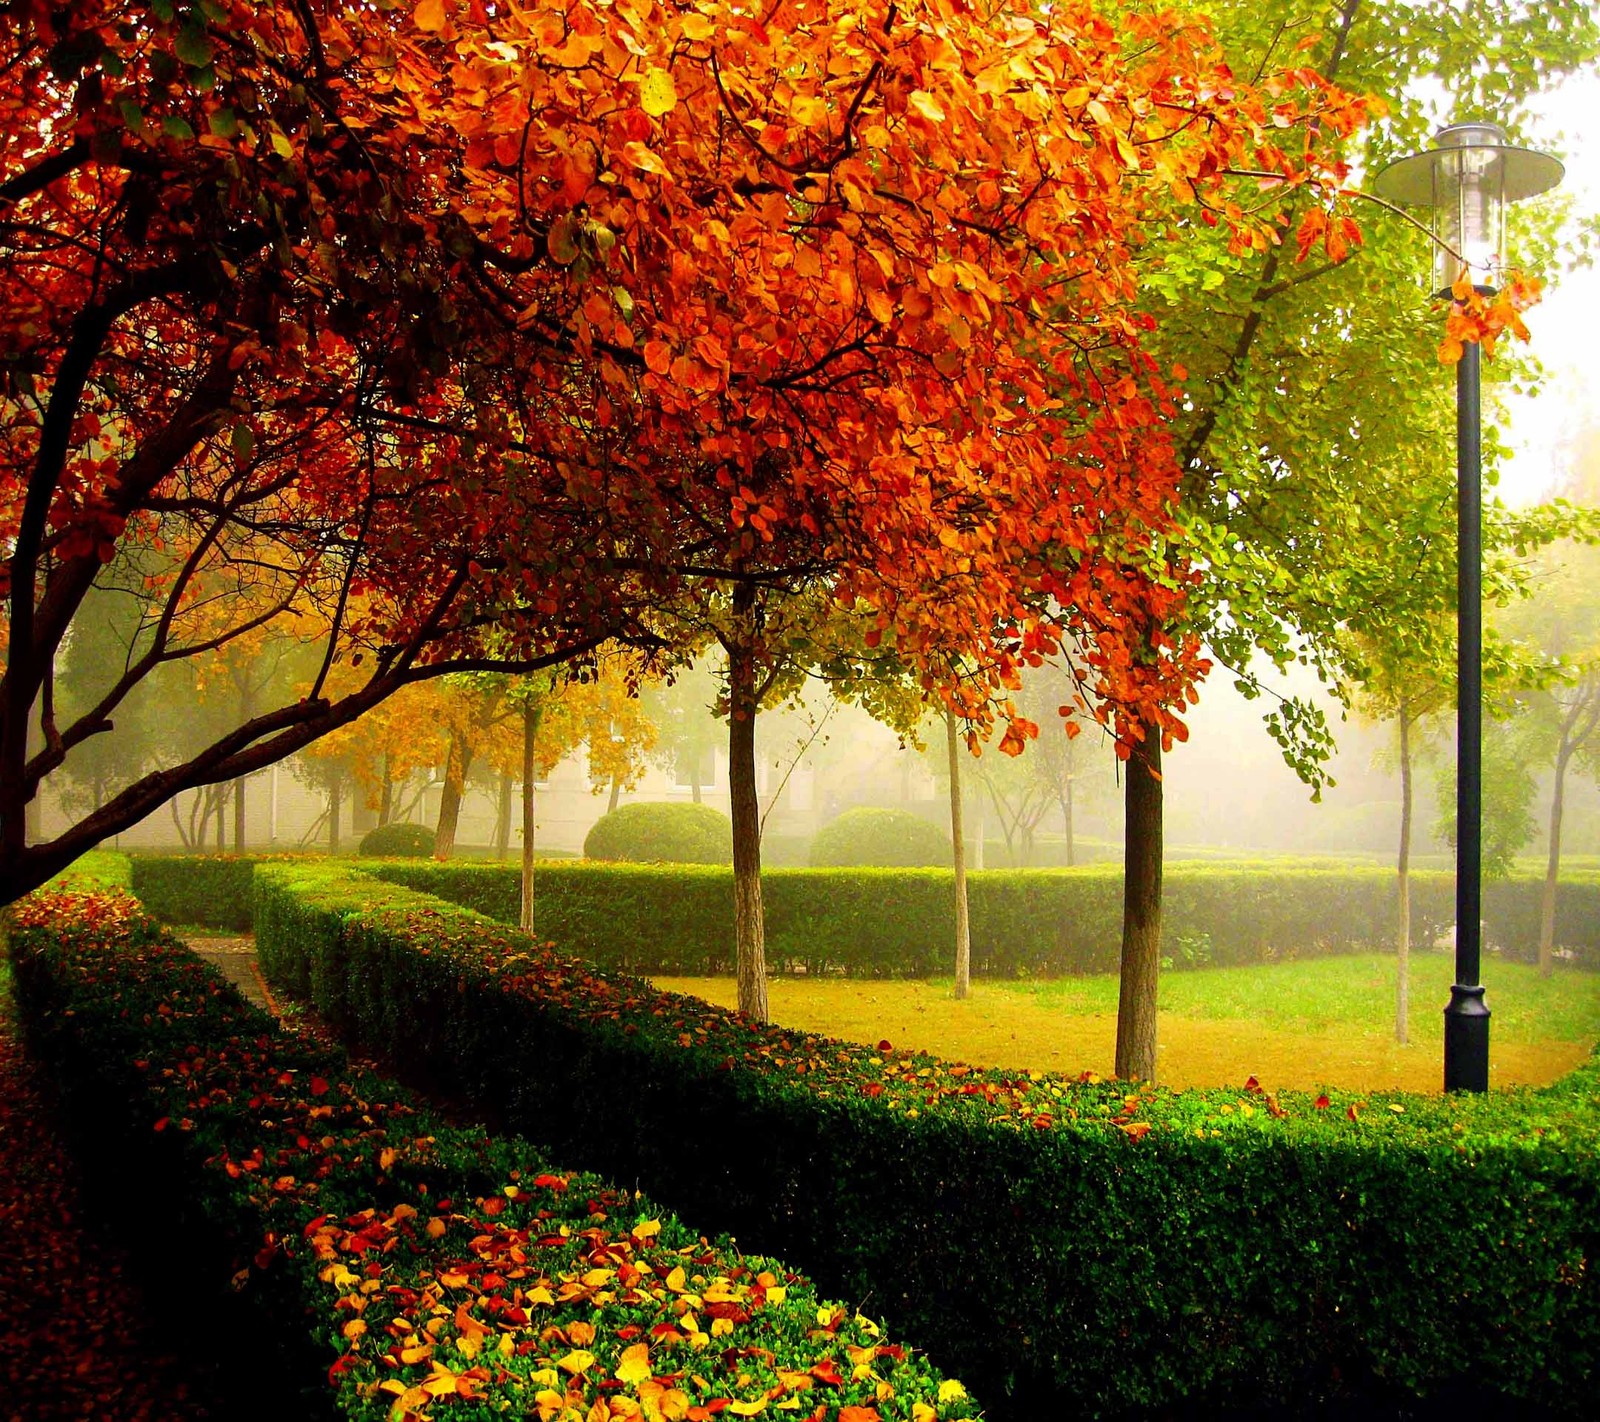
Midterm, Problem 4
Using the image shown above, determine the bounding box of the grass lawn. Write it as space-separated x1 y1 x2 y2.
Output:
653 950 1600 1094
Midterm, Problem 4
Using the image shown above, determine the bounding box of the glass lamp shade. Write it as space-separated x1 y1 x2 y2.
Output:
1371 122 1563 296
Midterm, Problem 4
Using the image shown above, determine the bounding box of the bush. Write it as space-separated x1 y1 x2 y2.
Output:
254 860 1600 1419
355 821 434 857
10 882 966 1422
810 806 952 867
583 800 733 864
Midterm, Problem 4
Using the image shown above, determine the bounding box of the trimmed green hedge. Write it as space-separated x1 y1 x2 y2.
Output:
584 800 733 864
809 807 952 868
367 859 1600 976
128 853 264 931
256 860 1600 1418
10 883 971 1422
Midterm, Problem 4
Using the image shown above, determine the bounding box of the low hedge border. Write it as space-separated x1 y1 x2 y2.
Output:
368 859 1600 977
255 860 1600 1418
9 882 974 1422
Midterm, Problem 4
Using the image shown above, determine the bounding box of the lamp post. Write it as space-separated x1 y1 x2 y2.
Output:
1372 123 1563 1092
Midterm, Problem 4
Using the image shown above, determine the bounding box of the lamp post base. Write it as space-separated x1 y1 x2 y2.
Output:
1443 984 1490 1093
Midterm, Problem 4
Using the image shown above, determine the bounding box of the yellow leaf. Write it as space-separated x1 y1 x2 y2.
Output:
426 1217 447 1240
399 1344 432 1364
621 141 669 176
616 1342 652 1386
640 68 677 118
938 1380 967 1403
414 0 446 33
342 1318 367 1339
912 1406 937 1422
907 91 946 122
766 1285 788 1304
665 1266 687 1293
681 14 715 41
559 1349 597 1375
633 1218 662 1240
379 1380 407 1396
729 1401 768 1417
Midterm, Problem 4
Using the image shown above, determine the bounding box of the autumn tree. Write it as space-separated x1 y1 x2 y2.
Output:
3 0 1366 906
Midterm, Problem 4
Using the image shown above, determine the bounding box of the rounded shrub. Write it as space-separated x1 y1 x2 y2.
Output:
584 801 733 864
809 807 952 868
358 821 435 858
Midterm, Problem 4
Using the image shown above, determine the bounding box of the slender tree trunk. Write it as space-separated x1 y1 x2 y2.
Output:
1115 730 1162 1082
1396 702 1413 1045
433 734 470 861
328 773 341 855
233 775 247 853
690 754 703 804
495 770 513 860
607 773 621 813
1063 766 1076 867
379 758 394 827
946 713 971 1000
727 632 769 1021
1541 737 1574 980
521 703 542 932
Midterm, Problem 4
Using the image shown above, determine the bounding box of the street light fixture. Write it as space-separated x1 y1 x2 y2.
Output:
1372 123 1563 1093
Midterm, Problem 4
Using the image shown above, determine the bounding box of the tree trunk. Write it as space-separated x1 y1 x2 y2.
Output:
1115 729 1162 1082
433 734 470 861
379 759 394 827
946 713 971 1000
495 770 513 860
233 775 247 853
1541 737 1573 980
727 635 769 1021
1396 702 1413 1045
690 753 703 805
521 703 542 932
1063 760 1076 867
608 773 621 813
328 773 342 855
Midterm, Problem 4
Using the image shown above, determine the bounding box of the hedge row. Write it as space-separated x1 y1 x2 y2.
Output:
9 882 972 1422
368 859 1600 976
129 853 264 931
256 860 1600 1418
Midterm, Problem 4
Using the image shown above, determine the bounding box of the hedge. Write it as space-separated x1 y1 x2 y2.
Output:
8 882 972 1422
255 860 1600 1418
128 853 265 931
366 858 1600 977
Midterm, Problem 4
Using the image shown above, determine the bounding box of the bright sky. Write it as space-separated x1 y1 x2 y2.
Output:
1496 71 1600 505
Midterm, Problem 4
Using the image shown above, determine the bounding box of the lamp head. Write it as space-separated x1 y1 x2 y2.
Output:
1371 121 1564 296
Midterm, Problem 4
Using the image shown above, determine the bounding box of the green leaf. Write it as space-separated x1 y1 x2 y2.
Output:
175 26 213 68
207 106 239 139
118 98 144 133
161 115 196 142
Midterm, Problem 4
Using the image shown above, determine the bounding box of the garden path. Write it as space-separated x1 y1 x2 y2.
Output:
183 934 274 1013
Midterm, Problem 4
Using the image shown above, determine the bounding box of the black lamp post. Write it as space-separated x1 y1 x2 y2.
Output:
1372 123 1563 1092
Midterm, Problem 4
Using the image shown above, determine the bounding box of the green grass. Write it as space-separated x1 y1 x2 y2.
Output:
1006 951 1600 1045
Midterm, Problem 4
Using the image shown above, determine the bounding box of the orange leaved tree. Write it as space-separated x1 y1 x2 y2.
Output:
2 0 1356 904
